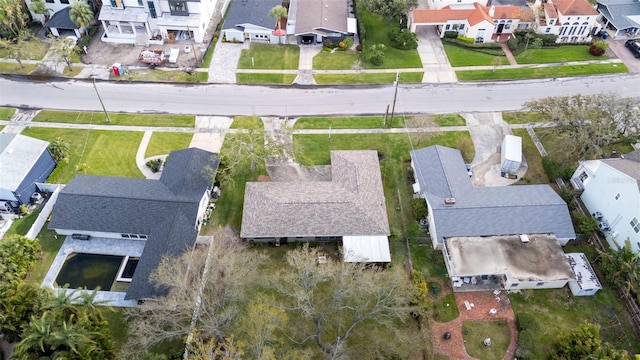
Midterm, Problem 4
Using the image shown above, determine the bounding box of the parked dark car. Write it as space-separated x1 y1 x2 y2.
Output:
625 40 640 58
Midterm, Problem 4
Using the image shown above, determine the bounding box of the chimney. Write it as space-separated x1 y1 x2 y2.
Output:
489 5 495 17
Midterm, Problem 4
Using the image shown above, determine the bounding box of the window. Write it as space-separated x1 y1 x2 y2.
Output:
169 1 188 16
45 0 54 3
505 24 511 30
546 27 551 33
615 193 621 200
549 19 554 25
631 217 640 233
147 1 156 18
60 0 69 3
137 0 143 6
139 234 148 239
536 282 545 286
121 234 130 238
459 24 465 30
130 234 139 239
510 283 518 287
445 24 450 30
110 0 124 8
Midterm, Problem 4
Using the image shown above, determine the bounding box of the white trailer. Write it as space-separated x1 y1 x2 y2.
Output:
501 135 522 174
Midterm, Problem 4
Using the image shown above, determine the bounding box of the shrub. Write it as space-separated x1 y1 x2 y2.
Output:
444 31 458 39
338 41 345 48
367 43 386 65
323 38 336 48
456 35 475 44
146 159 163 173
589 40 608 56
343 36 354 49
541 156 573 181
411 270 428 306
412 198 428 220
572 211 599 234
507 37 519 50
355 43 362 51
388 27 418 50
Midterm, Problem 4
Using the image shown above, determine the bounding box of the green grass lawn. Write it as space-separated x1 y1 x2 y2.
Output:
144 132 193 157
22 128 144 183
26 228 64 286
512 128 548 185
515 45 609 64
0 62 37 75
433 293 459 322
114 69 208 83
0 107 16 119
360 10 422 69
536 127 634 165
33 110 195 127
313 50 361 70
433 114 466 126
230 116 263 129
462 321 510 360
443 44 503 67
201 42 216 68
0 38 50 60
4 209 42 237
456 62 627 81
314 72 423 84
236 73 296 85
502 111 546 124
294 116 406 129
238 44 300 70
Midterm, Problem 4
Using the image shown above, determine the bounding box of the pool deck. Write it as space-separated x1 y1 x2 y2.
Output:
42 236 147 307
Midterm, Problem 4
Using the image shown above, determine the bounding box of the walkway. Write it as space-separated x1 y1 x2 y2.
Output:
415 26 457 83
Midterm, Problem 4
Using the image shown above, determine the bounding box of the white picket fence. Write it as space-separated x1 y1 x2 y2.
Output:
25 185 63 240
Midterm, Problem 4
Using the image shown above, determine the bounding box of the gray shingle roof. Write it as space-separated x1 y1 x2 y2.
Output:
0 133 50 192
49 148 219 300
602 149 640 191
295 0 349 36
45 7 80 30
597 0 640 30
222 0 281 31
241 150 390 238
410 146 576 244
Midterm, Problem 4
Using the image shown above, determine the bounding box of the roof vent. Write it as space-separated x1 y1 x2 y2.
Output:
520 234 530 243
444 198 456 205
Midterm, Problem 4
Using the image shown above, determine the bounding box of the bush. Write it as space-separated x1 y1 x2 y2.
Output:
323 38 337 48
589 40 608 56
572 211 599 234
507 37 519 51
355 43 362 51
456 35 475 44
367 43 386 66
388 27 418 50
146 159 163 173
444 31 458 39
343 36 354 49
412 198 428 220
541 156 573 181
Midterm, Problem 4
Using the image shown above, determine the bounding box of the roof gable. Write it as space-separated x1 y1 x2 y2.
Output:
222 0 281 30
295 0 349 35
0 133 50 191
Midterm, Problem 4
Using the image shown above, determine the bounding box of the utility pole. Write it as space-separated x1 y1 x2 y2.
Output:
383 104 389 127
92 79 111 123
389 71 399 128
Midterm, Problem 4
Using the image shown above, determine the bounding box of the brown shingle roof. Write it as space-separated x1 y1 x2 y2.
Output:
295 0 348 35
240 151 390 238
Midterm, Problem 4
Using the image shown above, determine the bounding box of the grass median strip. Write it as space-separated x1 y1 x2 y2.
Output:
236 73 296 85
314 72 423 84
114 69 208 83
456 63 627 81
33 110 195 127
0 107 16 120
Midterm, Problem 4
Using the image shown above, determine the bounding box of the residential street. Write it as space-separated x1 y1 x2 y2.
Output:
1 74 639 116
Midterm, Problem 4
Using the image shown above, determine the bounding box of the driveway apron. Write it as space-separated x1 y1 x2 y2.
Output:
208 40 248 84
415 26 457 83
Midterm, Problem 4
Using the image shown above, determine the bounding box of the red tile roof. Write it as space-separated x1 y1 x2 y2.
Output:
552 0 598 16
412 3 531 25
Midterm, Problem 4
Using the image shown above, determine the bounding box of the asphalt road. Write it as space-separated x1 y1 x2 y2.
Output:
1 74 639 116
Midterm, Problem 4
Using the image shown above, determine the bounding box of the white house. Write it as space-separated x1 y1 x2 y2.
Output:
220 0 282 43
540 0 600 43
570 149 640 252
97 0 217 45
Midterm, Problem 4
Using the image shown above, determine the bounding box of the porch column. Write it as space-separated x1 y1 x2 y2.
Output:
101 20 108 34
116 22 122 34
145 22 151 36
130 22 136 35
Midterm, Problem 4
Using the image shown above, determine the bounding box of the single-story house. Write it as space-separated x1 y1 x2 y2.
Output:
241 150 391 263
44 7 83 38
0 133 56 212
220 0 282 43
565 252 602 296
48 148 219 301
445 234 575 291
410 145 576 291
570 149 640 252
597 0 640 39
293 0 357 44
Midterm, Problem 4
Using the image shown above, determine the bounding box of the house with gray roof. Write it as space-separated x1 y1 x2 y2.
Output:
410 145 576 291
48 148 219 301
597 0 640 39
220 0 282 43
0 133 56 212
571 149 640 252
292 0 357 44
241 150 391 263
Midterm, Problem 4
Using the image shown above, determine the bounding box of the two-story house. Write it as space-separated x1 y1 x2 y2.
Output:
571 149 640 252
539 0 600 42
98 0 217 44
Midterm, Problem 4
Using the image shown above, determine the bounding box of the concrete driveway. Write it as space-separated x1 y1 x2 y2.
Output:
415 26 457 83
606 38 640 73
208 41 248 83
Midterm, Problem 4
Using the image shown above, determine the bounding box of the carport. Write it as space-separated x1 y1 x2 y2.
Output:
44 7 82 38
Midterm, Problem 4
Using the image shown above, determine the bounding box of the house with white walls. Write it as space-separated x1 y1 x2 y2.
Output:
570 149 640 252
539 0 600 42
97 0 217 44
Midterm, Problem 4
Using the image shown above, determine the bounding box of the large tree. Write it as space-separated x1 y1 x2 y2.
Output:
0 0 29 39
271 245 415 359
597 238 640 295
549 322 630 360
525 94 640 159
123 227 267 357
268 5 287 32
69 1 94 35
359 0 418 25
48 35 78 72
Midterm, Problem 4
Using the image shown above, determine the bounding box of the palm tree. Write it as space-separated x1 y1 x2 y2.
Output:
48 137 70 162
268 5 288 32
28 0 52 24
69 1 94 35
0 0 29 39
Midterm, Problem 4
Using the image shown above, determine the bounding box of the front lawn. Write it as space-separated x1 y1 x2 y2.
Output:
443 44 503 67
0 107 16 119
314 72 423 84
236 73 296 84
536 127 634 165
462 321 511 360
360 10 422 69
515 45 609 64
145 132 193 157
0 38 50 60
313 50 361 70
238 43 300 70
33 110 195 127
456 62 627 81
22 128 144 183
